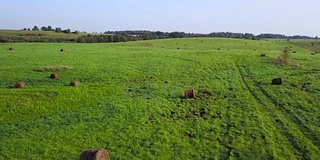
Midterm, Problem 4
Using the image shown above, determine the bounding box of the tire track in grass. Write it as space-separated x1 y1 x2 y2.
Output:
219 66 271 159
244 67 320 150
237 65 318 159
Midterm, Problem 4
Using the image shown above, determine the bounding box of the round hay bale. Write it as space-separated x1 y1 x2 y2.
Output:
70 81 80 86
272 78 282 85
184 89 195 98
80 148 109 160
60 49 65 52
9 47 15 50
15 82 26 88
50 73 59 79
260 54 266 57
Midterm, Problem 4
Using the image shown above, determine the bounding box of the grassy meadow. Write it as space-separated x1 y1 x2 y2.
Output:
0 38 320 159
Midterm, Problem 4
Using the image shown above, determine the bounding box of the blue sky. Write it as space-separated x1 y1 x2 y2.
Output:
1 0 319 36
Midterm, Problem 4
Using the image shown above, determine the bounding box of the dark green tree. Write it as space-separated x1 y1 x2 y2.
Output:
63 29 71 34
47 26 53 31
169 32 185 38
32 26 40 31
41 26 47 31
55 27 62 33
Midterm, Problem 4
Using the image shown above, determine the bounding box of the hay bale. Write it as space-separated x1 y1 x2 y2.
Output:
80 148 109 160
260 54 266 57
15 82 25 88
50 73 59 79
9 47 15 50
60 49 65 52
185 89 195 98
70 81 80 86
272 78 282 85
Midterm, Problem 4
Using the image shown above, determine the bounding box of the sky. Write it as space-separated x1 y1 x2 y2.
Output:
1 0 319 36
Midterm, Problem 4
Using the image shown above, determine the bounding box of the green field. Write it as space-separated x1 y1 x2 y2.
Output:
0 38 320 159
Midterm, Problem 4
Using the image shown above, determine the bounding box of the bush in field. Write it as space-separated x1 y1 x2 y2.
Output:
273 47 290 65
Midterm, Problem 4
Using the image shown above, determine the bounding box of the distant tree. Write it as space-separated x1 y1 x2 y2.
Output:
169 32 185 38
32 26 40 31
55 27 62 33
47 25 53 31
23 28 27 31
155 31 165 37
316 36 318 41
63 29 71 34
41 26 47 31
77 36 86 43
108 35 114 42
27 28 31 31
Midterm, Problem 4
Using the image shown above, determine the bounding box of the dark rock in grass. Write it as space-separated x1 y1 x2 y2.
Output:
80 148 110 160
184 89 195 98
60 49 65 52
260 53 266 57
272 78 282 85
70 81 80 86
9 47 15 50
50 73 59 79
15 82 25 88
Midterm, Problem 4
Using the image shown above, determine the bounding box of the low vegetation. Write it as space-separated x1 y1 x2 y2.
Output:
0 38 319 159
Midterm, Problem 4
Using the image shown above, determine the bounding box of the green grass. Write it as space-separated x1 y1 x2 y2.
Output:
0 38 320 159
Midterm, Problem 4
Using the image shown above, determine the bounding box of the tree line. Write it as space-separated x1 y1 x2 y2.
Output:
0 26 318 43
76 31 317 43
22 25 79 34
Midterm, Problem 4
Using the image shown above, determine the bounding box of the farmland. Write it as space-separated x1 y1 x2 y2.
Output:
0 38 319 159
